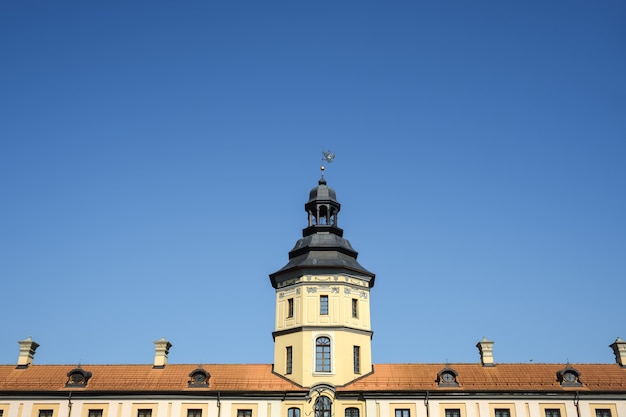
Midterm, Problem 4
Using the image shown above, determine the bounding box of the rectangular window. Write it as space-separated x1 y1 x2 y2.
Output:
395 410 410 417
286 346 293 374
345 408 359 417
320 295 328 315
495 410 510 417
187 410 202 417
88 410 103 417
137 410 152 417
352 298 358 318
237 411 252 417
596 410 611 417
545 410 561 417
39 411 53 417
446 410 461 417
287 298 294 318
353 345 361 373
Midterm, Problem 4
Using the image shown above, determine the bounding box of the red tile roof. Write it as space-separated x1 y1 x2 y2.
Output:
0 364 301 392
341 363 626 392
1 363 625 393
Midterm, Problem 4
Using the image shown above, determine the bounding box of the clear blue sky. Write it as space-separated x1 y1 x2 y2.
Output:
1 1 625 366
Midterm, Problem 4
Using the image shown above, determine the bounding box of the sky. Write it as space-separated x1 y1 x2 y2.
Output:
1 1 625 367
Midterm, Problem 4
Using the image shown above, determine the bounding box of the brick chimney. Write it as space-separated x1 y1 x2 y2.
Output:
476 337 495 367
610 337 626 367
17 337 39 369
153 337 172 368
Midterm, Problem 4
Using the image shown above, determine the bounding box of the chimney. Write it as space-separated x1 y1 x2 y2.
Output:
153 337 172 368
476 337 495 367
610 337 626 367
17 337 39 369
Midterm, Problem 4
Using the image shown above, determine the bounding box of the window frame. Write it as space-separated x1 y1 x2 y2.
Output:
353 345 360 373
395 410 410 417
352 298 358 318
544 410 561 417
320 295 329 315
286 346 293 374
186 410 202 417
236 410 252 417
287 298 294 318
314 396 332 417
288 408 301 417
345 408 359 417
88 410 103 417
315 336 331 372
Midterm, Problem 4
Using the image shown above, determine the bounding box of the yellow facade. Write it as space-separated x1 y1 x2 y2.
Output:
273 274 373 387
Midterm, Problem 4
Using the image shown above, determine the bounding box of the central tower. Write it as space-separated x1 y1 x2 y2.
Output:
269 173 375 387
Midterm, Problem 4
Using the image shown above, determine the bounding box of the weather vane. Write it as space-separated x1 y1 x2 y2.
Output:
321 149 335 177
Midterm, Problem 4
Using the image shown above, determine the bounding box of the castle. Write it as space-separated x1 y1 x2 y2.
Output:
1 173 625 417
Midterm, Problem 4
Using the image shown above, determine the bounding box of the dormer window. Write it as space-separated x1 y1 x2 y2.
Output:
557 366 582 387
65 367 92 388
188 368 210 388
437 367 459 387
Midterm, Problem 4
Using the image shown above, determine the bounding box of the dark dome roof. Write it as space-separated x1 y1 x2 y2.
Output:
307 178 338 203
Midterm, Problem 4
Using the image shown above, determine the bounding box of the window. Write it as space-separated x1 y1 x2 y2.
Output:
187 410 202 417
320 295 328 315
137 410 152 417
314 396 332 417
346 408 359 417
596 410 612 417
545 410 560 417
287 298 294 318
288 408 300 417
352 299 358 318
286 346 293 374
88 410 103 417
395 410 410 417
237 411 252 417
315 337 331 372
353 345 360 373
495 410 510 417
39 411 53 417
446 410 460 417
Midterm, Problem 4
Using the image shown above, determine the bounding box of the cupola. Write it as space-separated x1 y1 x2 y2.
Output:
269 156 376 388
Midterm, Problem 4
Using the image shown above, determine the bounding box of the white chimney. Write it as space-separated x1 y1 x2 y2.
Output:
476 337 495 367
153 337 172 368
17 337 39 368
610 337 626 367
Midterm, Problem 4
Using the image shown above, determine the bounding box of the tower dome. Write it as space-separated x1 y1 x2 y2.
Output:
270 176 374 288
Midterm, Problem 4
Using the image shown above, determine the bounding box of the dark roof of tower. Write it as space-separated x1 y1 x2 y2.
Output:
269 176 375 288
307 177 338 204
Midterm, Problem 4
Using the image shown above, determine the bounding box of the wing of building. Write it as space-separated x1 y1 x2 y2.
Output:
2 174 625 417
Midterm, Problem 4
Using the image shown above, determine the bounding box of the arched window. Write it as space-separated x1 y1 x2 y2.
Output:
315 337 331 372
345 408 360 417
314 396 332 417
288 408 300 417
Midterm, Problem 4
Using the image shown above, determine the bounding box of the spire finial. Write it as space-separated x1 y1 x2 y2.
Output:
321 149 335 179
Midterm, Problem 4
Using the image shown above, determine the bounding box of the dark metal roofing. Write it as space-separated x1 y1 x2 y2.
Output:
270 178 375 288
